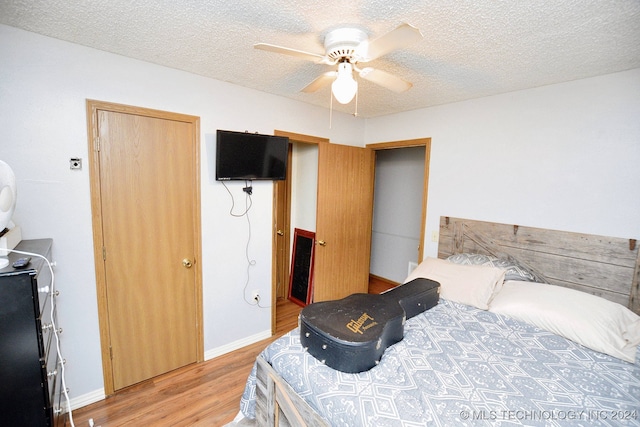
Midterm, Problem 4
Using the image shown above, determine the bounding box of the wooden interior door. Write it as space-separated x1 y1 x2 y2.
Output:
313 142 374 301
87 101 202 393
273 146 292 301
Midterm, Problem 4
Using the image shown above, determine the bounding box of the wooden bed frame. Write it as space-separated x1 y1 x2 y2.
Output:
254 216 640 425
438 217 640 314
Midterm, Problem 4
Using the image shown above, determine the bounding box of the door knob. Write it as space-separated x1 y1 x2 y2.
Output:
277 229 284 236
182 258 193 268
317 240 327 246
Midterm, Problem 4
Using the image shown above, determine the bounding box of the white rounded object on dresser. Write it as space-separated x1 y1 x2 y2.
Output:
0 160 17 268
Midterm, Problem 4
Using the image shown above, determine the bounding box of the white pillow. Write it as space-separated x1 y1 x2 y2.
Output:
489 280 640 363
404 257 505 310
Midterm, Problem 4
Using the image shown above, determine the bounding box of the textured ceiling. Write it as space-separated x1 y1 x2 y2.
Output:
1 0 639 118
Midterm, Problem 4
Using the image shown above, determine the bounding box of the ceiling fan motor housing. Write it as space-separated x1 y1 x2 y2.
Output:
324 27 368 62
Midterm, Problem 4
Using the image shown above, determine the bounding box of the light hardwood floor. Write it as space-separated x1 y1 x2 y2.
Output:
67 280 393 426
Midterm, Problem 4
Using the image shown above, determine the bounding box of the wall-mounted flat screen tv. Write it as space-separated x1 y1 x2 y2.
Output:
216 130 289 181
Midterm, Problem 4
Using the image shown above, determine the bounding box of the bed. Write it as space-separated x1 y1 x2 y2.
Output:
238 217 640 426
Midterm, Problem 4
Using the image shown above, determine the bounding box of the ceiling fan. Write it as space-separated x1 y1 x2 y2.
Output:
254 23 423 104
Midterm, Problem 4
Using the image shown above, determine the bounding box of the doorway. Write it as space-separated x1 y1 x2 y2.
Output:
272 131 325 332
87 100 203 394
370 145 427 284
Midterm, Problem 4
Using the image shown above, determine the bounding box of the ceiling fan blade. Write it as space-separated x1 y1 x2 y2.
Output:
358 67 412 93
254 43 327 63
356 23 423 62
301 71 337 93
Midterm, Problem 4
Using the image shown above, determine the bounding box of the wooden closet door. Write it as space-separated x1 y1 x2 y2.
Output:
313 142 374 301
90 103 201 392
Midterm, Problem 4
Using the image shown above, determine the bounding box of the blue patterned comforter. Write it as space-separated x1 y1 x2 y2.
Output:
240 299 640 426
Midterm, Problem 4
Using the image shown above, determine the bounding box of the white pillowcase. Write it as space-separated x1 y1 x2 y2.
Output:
405 257 505 310
490 280 640 363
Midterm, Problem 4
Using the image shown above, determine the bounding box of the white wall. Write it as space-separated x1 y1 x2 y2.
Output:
370 147 425 282
290 143 318 234
0 24 364 404
365 69 640 259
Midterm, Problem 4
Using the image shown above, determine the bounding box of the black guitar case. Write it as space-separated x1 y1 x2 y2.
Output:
299 278 440 373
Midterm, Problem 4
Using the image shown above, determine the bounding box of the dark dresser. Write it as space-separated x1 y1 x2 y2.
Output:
0 239 63 426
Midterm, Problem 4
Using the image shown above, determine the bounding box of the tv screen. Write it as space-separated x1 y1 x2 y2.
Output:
215 130 289 181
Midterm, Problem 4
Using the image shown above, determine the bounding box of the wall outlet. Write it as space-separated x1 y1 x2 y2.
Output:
252 290 260 302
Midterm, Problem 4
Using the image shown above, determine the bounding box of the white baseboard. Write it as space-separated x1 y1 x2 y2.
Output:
64 330 271 412
204 329 271 361
67 388 106 412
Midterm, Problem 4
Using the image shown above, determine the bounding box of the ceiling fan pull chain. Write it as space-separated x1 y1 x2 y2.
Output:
354 89 359 117
329 89 333 129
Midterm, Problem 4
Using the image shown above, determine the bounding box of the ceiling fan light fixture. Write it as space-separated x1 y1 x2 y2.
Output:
331 62 358 104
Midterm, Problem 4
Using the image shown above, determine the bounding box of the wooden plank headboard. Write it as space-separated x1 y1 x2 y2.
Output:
438 216 640 315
